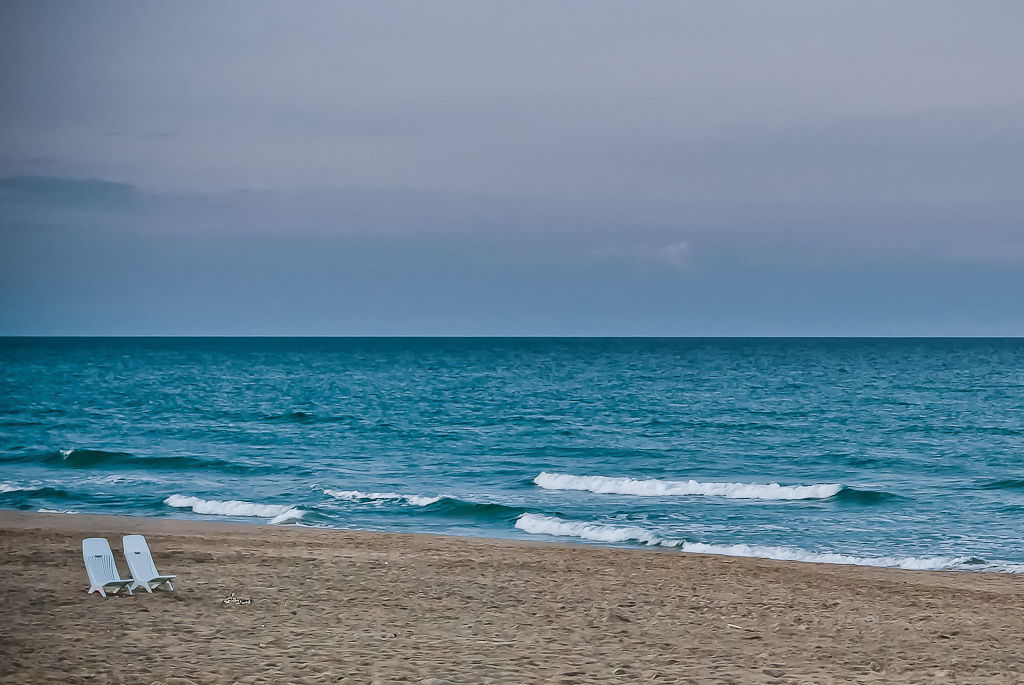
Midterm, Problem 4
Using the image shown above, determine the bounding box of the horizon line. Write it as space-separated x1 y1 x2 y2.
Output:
2 335 1023 340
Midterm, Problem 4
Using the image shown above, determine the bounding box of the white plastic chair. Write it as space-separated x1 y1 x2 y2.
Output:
122 534 176 592
83 538 134 597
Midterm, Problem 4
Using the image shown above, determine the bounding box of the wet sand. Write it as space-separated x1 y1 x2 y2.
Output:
0 510 1021 684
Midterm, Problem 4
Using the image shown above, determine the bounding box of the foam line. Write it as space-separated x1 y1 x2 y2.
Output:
514 513 999 571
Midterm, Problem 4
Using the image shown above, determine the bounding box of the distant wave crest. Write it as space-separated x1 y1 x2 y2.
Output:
534 472 843 500
164 494 304 524
24 448 279 475
262 411 354 425
514 514 1010 571
57 448 135 467
979 478 1024 491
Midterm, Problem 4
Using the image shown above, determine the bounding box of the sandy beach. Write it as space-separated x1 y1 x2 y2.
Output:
0 511 1021 684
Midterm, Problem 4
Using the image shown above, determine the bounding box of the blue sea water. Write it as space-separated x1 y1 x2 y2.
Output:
2 337 1022 572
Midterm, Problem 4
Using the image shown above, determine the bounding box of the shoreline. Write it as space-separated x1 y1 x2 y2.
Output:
9 506 1021 576
2 510 1022 683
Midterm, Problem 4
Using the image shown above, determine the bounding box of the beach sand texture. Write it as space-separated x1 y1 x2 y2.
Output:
0 511 1021 684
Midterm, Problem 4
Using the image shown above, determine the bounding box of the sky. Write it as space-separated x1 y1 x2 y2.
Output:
1 1 1022 336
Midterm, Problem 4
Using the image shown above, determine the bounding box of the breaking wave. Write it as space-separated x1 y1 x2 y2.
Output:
164 494 305 524
322 489 442 507
534 472 844 500
517 513 664 545
321 489 525 521
0 482 76 501
514 514 1016 572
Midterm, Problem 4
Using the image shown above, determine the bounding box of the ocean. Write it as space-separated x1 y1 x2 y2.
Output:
2 337 1022 572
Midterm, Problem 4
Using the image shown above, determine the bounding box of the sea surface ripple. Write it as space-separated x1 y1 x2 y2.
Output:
1 337 1022 572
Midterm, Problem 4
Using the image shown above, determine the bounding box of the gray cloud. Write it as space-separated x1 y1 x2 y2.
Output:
1 1 1022 334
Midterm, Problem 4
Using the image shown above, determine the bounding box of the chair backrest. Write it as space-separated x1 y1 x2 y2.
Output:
122 534 159 580
82 537 120 586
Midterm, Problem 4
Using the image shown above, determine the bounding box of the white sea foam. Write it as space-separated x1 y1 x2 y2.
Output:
268 508 306 525
38 508 77 515
514 514 987 571
534 472 843 500
0 481 29 493
164 494 304 524
322 489 442 507
82 474 157 485
98 474 137 484
59 448 74 458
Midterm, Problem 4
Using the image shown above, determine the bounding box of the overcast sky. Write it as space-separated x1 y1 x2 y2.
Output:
1 1 1022 335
